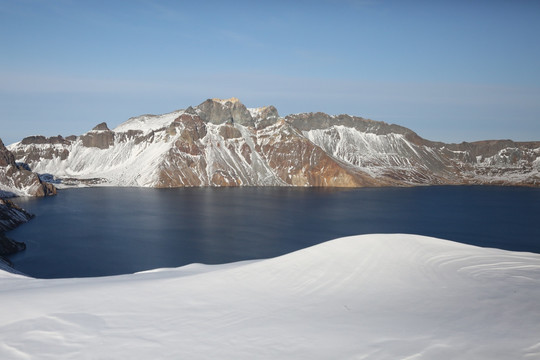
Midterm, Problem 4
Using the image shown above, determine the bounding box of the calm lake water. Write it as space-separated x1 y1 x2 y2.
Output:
7 186 540 279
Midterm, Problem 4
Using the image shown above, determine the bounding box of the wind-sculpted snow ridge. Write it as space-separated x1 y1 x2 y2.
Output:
7 98 540 188
1 234 539 359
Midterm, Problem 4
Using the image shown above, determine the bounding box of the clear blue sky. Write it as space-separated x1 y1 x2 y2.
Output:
1 0 539 144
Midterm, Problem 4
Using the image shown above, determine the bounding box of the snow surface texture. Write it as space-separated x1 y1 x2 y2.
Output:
1 234 540 359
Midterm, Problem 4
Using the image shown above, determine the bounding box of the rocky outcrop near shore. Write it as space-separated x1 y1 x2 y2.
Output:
0 138 57 197
0 198 32 258
6 98 540 188
0 137 55 262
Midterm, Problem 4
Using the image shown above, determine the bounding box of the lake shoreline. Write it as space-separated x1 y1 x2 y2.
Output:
8 185 540 279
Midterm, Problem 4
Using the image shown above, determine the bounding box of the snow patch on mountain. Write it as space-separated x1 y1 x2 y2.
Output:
114 109 185 134
304 126 443 181
9 129 173 188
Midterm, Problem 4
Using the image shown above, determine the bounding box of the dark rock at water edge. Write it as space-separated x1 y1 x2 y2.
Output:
0 198 34 232
0 233 26 256
0 198 32 260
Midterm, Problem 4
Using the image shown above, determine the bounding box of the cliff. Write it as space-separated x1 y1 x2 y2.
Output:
0 198 33 260
0 138 57 197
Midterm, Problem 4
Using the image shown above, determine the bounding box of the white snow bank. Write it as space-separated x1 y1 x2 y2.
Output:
1 234 540 359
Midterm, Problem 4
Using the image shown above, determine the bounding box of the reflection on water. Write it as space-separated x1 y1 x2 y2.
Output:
8 186 540 278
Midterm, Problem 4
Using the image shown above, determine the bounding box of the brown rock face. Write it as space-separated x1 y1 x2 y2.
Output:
257 122 384 187
196 98 254 127
252 105 280 129
155 114 208 187
21 135 70 146
80 125 115 149
92 122 110 131
211 170 242 186
34 181 57 196
0 139 16 167
0 163 57 197
172 114 207 156
0 138 57 197
11 135 72 165
176 114 207 141
219 123 242 139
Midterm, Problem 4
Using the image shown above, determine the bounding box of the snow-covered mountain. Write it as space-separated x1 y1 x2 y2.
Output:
7 98 540 188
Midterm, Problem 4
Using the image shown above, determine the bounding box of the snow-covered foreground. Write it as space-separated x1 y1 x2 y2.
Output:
1 234 540 359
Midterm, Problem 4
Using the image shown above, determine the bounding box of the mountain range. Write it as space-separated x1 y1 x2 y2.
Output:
3 97 540 196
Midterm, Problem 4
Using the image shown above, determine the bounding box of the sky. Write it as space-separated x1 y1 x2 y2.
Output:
1 0 539 145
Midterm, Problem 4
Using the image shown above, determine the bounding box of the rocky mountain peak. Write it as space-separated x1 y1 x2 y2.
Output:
248 105 279 119
195 98 254 127
81 123 115 149
211 97 241 105
92 122 110 131
249 105 280 129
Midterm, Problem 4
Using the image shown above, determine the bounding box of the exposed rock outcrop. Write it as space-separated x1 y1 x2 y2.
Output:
250 105 280 129
0 138 16 167
196 98 255 127
80 122 115 149
0 198 33 233
0 138 53 261
0 138 57 197
0 198 32 258
6 98 540 188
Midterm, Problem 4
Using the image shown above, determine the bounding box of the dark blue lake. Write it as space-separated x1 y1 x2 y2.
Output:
7 186 540 279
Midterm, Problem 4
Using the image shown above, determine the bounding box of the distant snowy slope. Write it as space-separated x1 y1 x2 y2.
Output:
304 125 450 182
1 234 539 359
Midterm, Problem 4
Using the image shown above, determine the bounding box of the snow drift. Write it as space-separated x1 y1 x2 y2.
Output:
1 234 539 359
